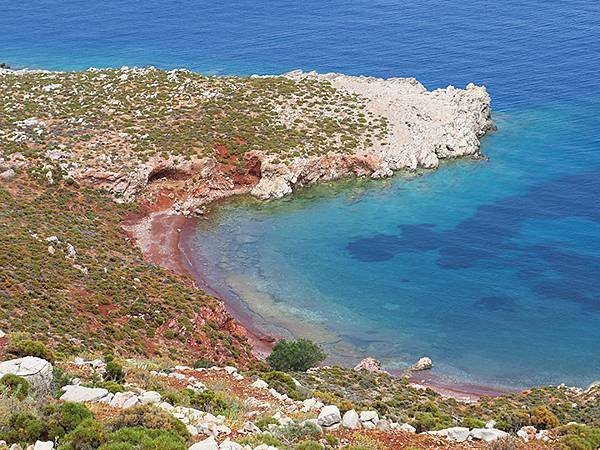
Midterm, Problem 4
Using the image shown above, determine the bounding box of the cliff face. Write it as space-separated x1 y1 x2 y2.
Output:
0 67 493 215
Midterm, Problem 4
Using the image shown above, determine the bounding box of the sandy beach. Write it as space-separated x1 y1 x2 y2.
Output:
123 202 516 402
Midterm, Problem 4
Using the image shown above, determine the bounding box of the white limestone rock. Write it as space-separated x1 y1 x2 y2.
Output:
0 357 53 394
410 357 433 371
317 405 341 427
399 423 417 433
138 390 161 404
342 409 360 429
188 436 219 450
60 385 109 402
470 427 509 442
33 442 54 450
251 378 269 389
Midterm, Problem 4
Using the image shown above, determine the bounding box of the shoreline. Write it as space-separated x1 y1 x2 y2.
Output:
124 205 517 401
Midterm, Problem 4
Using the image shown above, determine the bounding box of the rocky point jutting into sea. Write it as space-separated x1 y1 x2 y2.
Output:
0 67 493 214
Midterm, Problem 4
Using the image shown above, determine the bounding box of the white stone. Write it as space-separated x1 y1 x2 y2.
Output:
60 385 109 402
251 379 268 389
188 436 218 450
470 428 509 442
0 357 53 394
399 423 416 433
0 330 5 338
219 440 243 450
317 405 341 427
224 366 237 374
359 410 379 424
138 390 161 404
485 419 496 429
33 441 54 450
342 409 360 429
445 427 471 442
110 391 140 408
410 357 433 371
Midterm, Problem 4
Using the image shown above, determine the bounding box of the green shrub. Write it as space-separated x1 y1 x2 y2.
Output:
260 371 300 399
61 418 108 450
0 374 29 399
7 333 53 361
193 359 212 369
0 412 44 443
255 416 279 430
558 424 600 450
411 411 452 432
109 405 189 439
461 417 486 429
272 421 322 445
104 355 125 383
99 426 186 450
238 433 284 448
267 338 326 371
43 402 93 439
95 381 125 394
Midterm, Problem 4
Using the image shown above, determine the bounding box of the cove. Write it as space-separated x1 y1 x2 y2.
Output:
187 104 600 389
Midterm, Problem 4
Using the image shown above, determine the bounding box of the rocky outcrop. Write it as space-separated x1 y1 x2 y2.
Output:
410 356 433 371
249 71 494 200
353 357 386 373
0 357 53 394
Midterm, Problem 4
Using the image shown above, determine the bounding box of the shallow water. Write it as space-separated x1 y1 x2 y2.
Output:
3 0 599 387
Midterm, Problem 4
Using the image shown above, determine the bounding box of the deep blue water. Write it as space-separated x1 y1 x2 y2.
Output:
3 1 599 387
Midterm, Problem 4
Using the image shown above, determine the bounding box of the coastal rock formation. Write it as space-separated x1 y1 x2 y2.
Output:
353 357 386 373
250 70 494 200
410 356 433 371
0 357 53 394
0 67 493 216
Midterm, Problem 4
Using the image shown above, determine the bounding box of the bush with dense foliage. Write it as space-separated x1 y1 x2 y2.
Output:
0 374 29 399
6 333 53 361
267 339 326 371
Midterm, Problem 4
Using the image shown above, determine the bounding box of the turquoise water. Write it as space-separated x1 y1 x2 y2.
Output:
3 0 599 387
190 104 600 388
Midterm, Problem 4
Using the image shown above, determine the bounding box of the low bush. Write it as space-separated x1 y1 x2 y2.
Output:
95 381 125 394
461 416 486 429
0 412 44 444
267 338 326 371
558 424 600 450
99 426 186 450
109 405 189 439
0 374 29 399
272 421 322 446
237 433 284 448
530 405 560 429
43 402 93 440
61 418 108 449
7 333 53 361
104 355 125 383
260 371 301 400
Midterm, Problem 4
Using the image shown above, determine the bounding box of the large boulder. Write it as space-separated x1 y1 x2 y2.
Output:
0 357 53 394
353 357 385 373
470 428 509 442
317 405 341 428
430 427 470 442
60 385 109 402
342 409 360 429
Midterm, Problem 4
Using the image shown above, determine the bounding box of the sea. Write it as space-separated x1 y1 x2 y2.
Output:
2 0 599 389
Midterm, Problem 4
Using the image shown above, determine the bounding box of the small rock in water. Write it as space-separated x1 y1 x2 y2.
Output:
410 356 433 371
